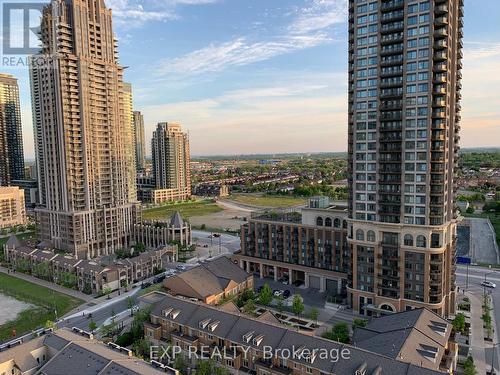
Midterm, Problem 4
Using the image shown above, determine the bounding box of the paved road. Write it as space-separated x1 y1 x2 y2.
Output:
456 265 500 372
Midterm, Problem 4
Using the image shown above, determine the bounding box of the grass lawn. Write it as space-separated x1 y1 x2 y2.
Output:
142 200 222 221
228 194 307 208
0 273 83 341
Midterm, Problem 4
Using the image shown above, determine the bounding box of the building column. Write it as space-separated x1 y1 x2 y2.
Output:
245 261 250 274
304 272 310 288
289 268 293 284
320 276 326 293
273 266 278 282
259 263 264 279
337 277 342 295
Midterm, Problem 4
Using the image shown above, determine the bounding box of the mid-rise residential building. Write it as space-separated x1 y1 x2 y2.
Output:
29 0 140 258
347 0 463 316
0 73 25 185
134 110 146 171
235 197 349 296
151 122 191 203
144 294 452 375
0 186 26 229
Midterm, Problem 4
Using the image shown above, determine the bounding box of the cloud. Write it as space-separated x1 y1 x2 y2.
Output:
288 0 348 35
157 34 332 76
463 41 500 60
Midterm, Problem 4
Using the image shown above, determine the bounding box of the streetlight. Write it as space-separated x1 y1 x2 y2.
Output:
491 342 499 375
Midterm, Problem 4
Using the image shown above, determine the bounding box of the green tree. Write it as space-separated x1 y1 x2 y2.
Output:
292 294 304 316
352 318 368 330
243 299 256 316
45 320 56 331
452 313 466 334
103 287 112 299
195 360 229 375
258 284 273 306
236 288 255 308
132 338 151 359
309 308 319 323
466 206 475 214
276 295 285 313
127 297 135 316
323 323 350 344
88 320 97 333
463 356 477 375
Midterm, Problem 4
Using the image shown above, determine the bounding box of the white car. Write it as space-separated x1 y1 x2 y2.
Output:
274 290 284 297
481 281 496 288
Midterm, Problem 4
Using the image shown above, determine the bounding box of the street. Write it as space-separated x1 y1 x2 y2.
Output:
456 265 500 372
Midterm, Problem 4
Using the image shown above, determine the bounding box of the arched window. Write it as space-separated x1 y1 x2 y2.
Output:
316 217 324 226
325 218 332 227
334 218 341 228
367 230 376 242
416 235 427 248
342 220 348 229
404 234 414 247
356 229 365 241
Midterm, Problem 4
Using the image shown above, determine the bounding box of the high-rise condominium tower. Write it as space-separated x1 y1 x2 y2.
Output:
0 73 25 185
152 123 191 200
133 111 146 171
30 0 139 259
347 0 462 317
122 82 137 202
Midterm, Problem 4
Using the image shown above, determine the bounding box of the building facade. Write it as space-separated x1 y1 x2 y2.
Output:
0 187 26 229
30 0 140 259
347 0 463 316
134 212 193 248
134 110 146 171
235 198 349 296
151 122 191 202
122 82 138 204
0 73 25 186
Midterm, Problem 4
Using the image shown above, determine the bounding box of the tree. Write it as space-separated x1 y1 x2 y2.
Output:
309 308 319 323
236 288 255 308
463 356 477 375
243 299 256 316
323 323 350 344
276 295 285 313
452 313 466 334
132 338 151 359
466 206 475 214
88 320 97 333
127 297 135 316
292 294 304 316
258 284 273 306
45 320 56 331
195 360 229 375
103 287 112 299
352 318 368 330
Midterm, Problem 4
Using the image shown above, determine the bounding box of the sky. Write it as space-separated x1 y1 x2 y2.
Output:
4 0 500 159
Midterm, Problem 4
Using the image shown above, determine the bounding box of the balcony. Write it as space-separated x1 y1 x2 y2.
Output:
434 51 447 61
433 62 447 72
381 11 404 23
380 77 403 88
381 55 403 66
381 0 404 12
434 40 447 50
435 16 448 25
434 74 447 83
434 86 446 95
380 66 403 77
434 28 448 38
381 21 404 34
433 99 446 107
381 45 404 56
435 4 448 14
380 32 404 45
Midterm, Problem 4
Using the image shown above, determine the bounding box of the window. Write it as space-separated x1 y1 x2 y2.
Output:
416 235 427 248
367 230 376 242
316 217 324 226
334 218 341 228
325 218 332 227
404 234 414 247
356 229 365 241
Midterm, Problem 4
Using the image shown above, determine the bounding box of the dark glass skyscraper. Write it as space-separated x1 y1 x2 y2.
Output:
0 73 25 185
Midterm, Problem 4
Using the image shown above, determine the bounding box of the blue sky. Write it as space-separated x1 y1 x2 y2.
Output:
6 0 500 158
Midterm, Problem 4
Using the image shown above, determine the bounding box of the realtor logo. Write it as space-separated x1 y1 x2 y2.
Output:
2 2 44 55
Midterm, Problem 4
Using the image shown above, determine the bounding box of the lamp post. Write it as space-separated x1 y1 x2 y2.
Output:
491 342 499 375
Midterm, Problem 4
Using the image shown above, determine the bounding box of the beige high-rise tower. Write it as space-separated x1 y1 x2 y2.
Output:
151 123 191 202
133 111 146 171
30 0 140 259
347 0 462 317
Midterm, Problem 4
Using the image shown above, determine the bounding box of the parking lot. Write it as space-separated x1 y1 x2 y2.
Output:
253 277 327 308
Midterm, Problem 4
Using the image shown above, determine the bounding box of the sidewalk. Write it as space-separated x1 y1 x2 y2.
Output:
468 291 487 374
0 266 93 303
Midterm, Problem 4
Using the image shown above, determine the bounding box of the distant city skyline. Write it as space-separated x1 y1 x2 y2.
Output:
4 0 500 159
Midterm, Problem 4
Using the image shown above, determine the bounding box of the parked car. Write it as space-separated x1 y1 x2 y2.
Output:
481 280 496 288
274 290 284 297
293 280 304 287
256 286 263 294
176 265 186 271
283 290 291 298
213 233 221 238
141 282 152 289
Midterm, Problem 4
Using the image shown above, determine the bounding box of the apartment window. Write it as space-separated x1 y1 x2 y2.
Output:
416 235 427 248
404 234 414 247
